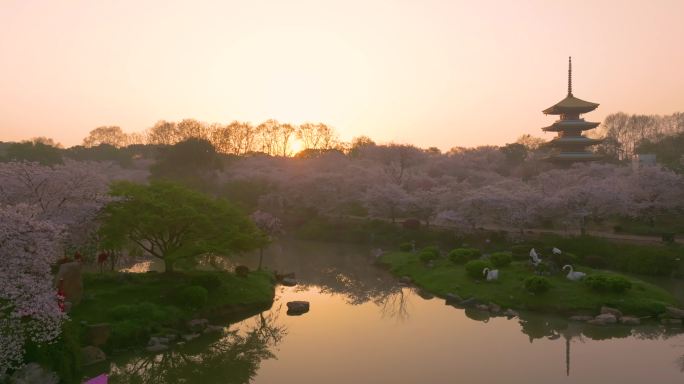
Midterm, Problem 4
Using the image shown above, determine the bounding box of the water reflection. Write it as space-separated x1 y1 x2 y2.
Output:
111 240 684 383
108 312 286 384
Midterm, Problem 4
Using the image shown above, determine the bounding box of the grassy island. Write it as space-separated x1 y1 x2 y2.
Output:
381 251 679 317
70 270 276 351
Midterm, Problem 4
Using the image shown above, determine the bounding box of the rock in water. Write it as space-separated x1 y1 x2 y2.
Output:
281 277 297 287
86 323 111 347
81 346 106 366
8 363 59 384
55 262 83 305
569 315 594 322
286 301 310 316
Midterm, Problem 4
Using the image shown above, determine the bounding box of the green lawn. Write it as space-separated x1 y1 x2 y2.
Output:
381 252 679 317
70 270 275 351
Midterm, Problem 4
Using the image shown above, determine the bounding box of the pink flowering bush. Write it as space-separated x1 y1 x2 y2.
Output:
0 204 65 375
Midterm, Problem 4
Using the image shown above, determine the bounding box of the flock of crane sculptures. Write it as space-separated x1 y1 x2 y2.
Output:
483 247 586 282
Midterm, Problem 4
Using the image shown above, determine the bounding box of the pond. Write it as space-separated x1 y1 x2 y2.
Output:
103 240 684 384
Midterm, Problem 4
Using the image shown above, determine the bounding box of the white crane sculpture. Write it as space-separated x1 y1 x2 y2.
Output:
483 267 499 281
529 248 542 266
563 265 586 281
552 247 562 255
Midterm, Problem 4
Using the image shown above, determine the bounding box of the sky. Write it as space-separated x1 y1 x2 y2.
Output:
1 0 683 150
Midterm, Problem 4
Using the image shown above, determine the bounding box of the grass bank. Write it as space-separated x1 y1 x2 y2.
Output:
296 217 684 277
70 270 275 352
381 251 679 317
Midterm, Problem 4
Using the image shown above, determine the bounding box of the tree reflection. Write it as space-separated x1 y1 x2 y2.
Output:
108 311 286 384
375 289 410 321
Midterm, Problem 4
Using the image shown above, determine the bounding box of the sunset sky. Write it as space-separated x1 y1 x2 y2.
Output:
1 0 683 150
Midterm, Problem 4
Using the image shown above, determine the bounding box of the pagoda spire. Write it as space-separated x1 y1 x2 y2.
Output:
568 56 573 96
540 57 602 162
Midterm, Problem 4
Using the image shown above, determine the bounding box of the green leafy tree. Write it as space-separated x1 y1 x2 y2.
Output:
3 141 62 165
99 181 264 272
150 138 223 188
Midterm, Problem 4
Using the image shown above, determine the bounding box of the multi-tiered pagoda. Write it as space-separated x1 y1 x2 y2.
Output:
542 57 602 162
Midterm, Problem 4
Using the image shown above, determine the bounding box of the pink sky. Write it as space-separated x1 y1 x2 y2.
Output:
1 0 683 150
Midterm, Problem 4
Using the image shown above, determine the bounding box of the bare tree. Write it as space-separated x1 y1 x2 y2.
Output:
83 126 128 147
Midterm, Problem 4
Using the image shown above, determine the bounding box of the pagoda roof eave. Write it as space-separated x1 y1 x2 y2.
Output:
542 95 600 115
544 153 603 162
549 137 603 145
541 121 601 132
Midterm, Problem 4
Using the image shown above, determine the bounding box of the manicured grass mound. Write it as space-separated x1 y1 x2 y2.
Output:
583 274 632 293
70 270 275 351
489 252 513 268
524 276 551 294
449 248 482 264
380 251 678 317
465 260 490 279
525 235 682 276
419 246 440 263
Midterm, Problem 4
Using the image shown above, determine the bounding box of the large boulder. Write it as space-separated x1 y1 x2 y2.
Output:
286 301 310 316
444 293 462 306
600 306 623 319
55 262 83 305
187 318 209 332
665 306 684 319
182 333 200 341
488 303 501 314
416 289 434 300
588 313 617 326
204 325 224 334
81 346 106 366
620 316 641 325
86 323 111 347
281 277 297 287
146 344 168 353
661 318 683 326
503 309 519 318
459 297 479 308
8 363 59 384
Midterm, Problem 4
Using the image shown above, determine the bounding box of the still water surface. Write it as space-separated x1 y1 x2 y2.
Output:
107 241 684 383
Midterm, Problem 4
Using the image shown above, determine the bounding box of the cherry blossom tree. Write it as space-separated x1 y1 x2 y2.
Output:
627 166 684 225
0 161 115 247
250 210 283 269
363 183 410 223
533 163 634 234
0 204 65 375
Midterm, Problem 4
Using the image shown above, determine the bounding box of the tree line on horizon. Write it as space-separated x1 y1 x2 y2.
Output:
1 111 683 172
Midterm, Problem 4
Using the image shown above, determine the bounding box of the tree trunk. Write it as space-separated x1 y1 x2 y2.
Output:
258 247 264 270
165 260 174 273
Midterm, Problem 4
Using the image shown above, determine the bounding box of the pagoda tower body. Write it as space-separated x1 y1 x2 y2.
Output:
542 57 602 162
